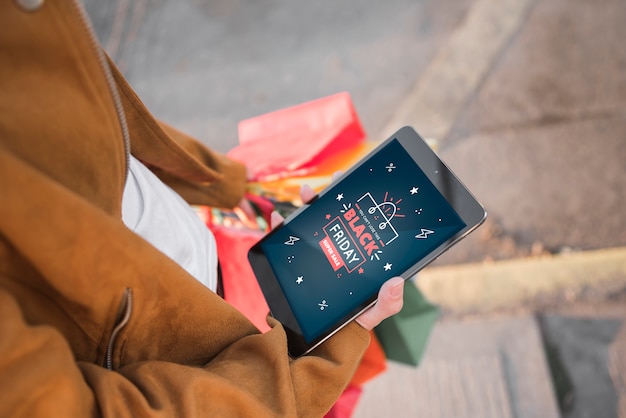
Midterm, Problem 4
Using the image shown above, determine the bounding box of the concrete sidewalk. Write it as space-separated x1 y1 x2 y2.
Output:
355 315 561 418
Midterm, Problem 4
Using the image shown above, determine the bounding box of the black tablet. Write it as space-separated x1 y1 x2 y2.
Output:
248 126 486 357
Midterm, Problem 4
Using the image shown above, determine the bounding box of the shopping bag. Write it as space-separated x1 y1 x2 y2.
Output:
244 140 374 210
323 333 386 417
227 92 366 182
210 223 271 332
324 385 363 418
350 331 387 387
374 280 439 366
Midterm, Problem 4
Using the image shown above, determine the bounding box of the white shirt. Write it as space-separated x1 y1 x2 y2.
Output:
121 155 218 292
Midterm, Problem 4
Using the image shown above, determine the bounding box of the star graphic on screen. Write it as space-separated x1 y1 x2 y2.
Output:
336 193 344 201
358 268 364 274
325 214 331 220
383 263 392 271
410 186 419 195
296 276 304 284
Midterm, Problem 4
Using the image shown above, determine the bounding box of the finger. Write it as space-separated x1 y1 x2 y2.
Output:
300 184 316 203
355 277 404 331
270 211 284 230
246 166 255 181
332 170 343 181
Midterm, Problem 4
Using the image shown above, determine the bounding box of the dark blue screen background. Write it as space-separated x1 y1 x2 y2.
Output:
262 139 465 342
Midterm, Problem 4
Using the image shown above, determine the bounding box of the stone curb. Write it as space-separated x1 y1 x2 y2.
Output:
416 247 626 314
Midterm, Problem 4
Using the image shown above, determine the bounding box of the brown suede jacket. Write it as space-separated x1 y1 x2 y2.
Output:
0 1 369 416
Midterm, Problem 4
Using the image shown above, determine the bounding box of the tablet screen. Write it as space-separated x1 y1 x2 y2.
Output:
260 138 466 342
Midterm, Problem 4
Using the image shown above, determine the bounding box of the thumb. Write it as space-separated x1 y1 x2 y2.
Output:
355 277 404 331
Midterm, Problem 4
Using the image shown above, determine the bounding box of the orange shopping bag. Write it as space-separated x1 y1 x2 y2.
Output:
350 331 387 387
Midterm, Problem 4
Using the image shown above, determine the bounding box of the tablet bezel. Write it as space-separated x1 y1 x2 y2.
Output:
248 126 487 357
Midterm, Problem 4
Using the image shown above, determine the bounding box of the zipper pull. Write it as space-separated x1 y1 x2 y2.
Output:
105 288 133 370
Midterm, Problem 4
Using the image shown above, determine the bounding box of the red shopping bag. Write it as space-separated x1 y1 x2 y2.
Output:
350 331 387 387
324 385 363 418
210 224 271 332
227 92 366 181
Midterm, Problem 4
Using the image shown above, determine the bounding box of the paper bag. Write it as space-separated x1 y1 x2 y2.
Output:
228 92 366 181
210 224 271 332
374 280 439 366
350 331 387 387
324 385 363 418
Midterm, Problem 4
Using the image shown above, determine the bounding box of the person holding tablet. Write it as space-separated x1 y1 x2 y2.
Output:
0 1 403 417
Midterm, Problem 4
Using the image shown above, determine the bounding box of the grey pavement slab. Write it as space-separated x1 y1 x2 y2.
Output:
354 315 560 418
449 0 626 143
539 314 624 418
435 116 626 265
438 0 626 261
609 325 626 418
84 0 473 153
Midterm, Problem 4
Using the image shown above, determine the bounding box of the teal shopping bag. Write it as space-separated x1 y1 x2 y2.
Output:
374 280 439 366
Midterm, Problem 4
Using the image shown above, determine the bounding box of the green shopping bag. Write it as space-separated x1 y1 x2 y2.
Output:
374 280 439 366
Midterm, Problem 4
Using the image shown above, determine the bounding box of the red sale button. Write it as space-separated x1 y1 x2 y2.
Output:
319 237 344 272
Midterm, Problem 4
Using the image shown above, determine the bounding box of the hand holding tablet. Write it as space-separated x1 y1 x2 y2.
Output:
249 126 487 357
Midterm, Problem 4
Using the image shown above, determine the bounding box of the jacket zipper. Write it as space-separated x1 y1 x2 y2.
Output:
70 0 131 187
69 0 134 371
105 288 133 370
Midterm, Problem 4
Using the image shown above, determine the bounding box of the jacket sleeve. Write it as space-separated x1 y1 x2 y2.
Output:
0 286 369 418
107 56 248 209
156 120 249 208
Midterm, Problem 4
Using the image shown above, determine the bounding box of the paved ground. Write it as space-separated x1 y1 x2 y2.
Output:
84 0 626 416
85 0 475 153
434 0 626 264
355 314 562 418
84 0 626 264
